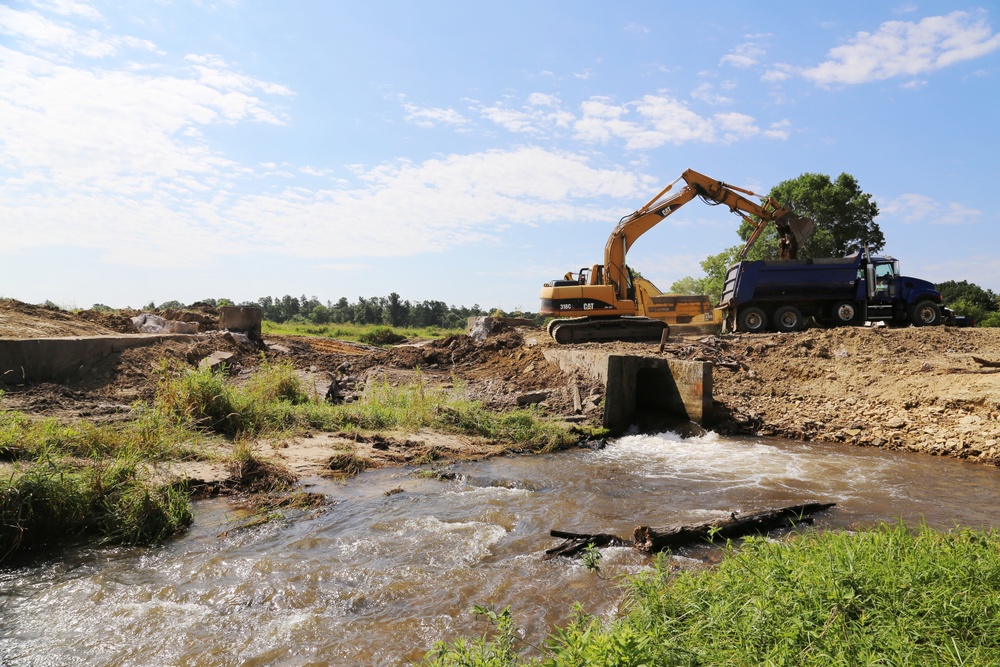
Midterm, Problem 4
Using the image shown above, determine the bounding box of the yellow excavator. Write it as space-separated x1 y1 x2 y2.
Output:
540 168 815 344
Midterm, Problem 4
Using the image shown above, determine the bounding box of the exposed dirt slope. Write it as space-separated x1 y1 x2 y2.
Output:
710 327 1000 464
2 298 998 470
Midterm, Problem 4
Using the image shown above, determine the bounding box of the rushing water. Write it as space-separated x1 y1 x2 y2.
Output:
4 431 1000 666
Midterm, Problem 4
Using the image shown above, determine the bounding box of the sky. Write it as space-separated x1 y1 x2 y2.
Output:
2 1 999 312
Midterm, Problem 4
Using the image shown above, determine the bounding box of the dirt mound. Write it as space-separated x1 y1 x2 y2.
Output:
0 299 121 338
0 300 224 338
710 326 1000 464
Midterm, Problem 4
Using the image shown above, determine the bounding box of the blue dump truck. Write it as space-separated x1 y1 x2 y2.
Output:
719 251 945 333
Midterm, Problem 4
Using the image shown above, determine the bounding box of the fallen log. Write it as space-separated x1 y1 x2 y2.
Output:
543 530 628 560
632 502 836 553
972 356 1000 368
546 502 836 559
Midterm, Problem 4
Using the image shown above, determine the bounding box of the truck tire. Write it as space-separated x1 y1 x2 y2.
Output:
831 301 859 326
774 305 804 333
909 301 941 326
737 306 768 333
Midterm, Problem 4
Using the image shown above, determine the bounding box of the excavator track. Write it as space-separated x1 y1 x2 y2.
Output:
548 316 669 344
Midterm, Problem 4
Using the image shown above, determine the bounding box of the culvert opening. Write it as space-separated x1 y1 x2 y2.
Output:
635 367 675 411
632 366 692 433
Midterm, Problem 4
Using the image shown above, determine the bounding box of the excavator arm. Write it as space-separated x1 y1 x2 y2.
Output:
602 169 815 301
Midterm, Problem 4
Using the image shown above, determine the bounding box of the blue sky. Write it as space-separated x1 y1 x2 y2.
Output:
2 1 998 312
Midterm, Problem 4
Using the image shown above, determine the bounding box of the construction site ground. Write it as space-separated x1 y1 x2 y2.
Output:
2 299 999 491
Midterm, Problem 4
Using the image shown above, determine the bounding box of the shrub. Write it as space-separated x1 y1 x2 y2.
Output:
358 326 407 345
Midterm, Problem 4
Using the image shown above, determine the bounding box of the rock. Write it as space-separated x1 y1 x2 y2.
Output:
198 351 233 373
516 391 549 406
886 416 906 429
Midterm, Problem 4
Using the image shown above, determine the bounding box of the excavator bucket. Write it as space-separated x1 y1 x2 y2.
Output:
786 215 816 249
775 214 817 260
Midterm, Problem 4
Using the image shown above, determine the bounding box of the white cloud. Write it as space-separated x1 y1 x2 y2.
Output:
478 94 574 134
761 63 794 83
691 82 734 105
0 3 162 59
401 102 467 128
803 11 1000 86
763 119 792 140
573 95 789 149
880 193 983 225
33 0 102 20
0 44 292 196
721 41 766 68
624 22 649 35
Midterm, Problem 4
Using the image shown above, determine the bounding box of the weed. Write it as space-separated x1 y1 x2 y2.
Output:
424 523 1000 666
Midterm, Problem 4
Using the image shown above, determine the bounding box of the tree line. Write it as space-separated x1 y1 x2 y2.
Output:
142 294 519 329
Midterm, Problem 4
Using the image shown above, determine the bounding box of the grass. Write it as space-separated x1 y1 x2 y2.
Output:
424 522 1000 666
0 359 576 559
261 320 464 343
1 452 192 559
154 361 575 452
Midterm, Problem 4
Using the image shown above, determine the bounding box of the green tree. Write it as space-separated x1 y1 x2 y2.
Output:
385 292 409 327
667 276 706 296
740 172 883 260
309 304 331 324
937 280 999 313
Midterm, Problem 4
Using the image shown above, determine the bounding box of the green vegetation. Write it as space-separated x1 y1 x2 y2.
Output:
261 320 460 343
938 279 1000 327
250 293 505 329
153 361 572 451
1 454 192 556
426 522 1000 666
1 361 574 559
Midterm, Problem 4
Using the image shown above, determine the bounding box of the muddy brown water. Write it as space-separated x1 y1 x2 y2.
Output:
3 431 1000 666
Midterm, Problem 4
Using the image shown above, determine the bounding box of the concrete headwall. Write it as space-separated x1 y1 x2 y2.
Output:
0 334 205 385
219 306 262 343
543 349 712 429
604 355 712 429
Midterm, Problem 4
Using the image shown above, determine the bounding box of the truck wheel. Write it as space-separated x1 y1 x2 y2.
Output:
909 301 941 326
831 301 859 326
737 307 768 333
774 306 804 333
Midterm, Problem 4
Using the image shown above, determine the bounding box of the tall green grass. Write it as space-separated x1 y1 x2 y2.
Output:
153 359 310 436
425 523 1000 666
1 453 192 558
0 409 203 462
155 361 574 451
261 320 462 343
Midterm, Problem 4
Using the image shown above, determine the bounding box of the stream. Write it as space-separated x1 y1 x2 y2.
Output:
3 430 1000 666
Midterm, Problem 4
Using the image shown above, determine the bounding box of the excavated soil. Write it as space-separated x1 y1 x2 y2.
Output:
2 299 999 482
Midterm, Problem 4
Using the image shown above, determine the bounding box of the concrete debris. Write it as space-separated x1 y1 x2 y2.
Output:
131 313 199 335
199 351 234 373
516 391 549 406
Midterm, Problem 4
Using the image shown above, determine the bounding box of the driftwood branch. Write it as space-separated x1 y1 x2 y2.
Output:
543 531 628 560
546 502 835 559
632 502 836 553
972 356 1000 368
